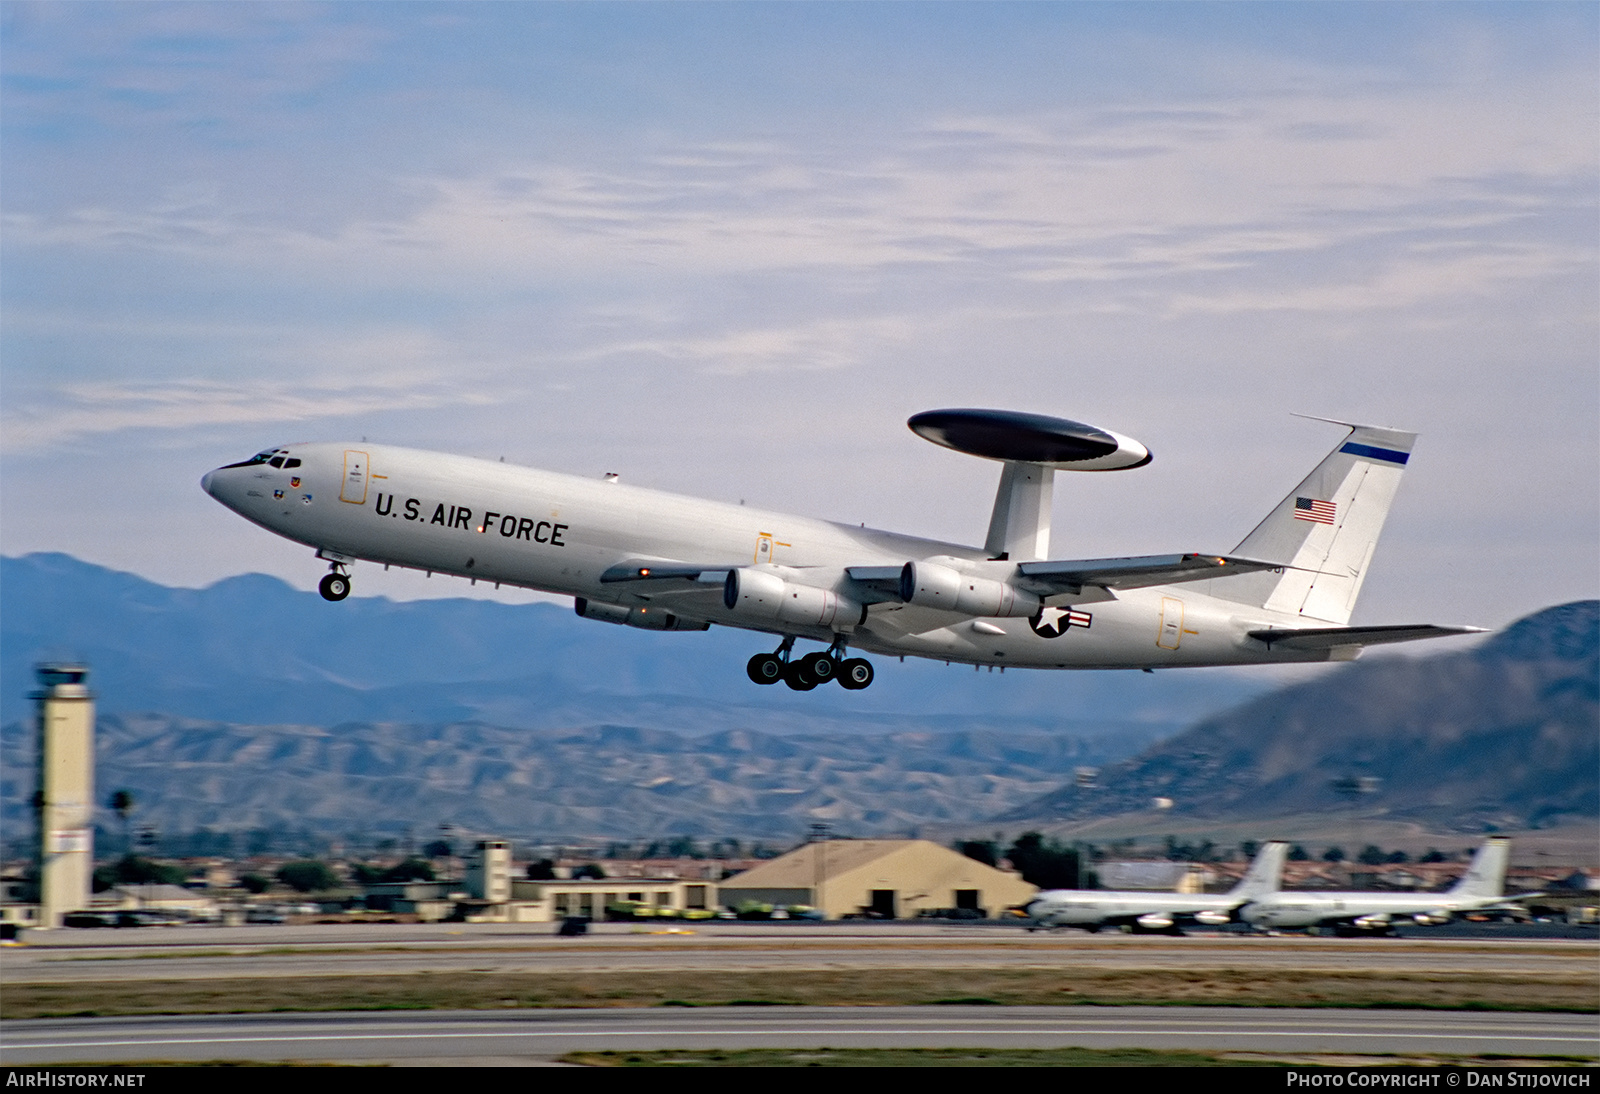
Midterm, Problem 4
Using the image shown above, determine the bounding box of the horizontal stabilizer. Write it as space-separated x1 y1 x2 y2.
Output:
1248 624 1486 650
1017 553 1282 594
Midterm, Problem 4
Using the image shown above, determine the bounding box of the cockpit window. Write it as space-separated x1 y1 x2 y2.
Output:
284 458 301 468
219 448 285 470
269 457 285 468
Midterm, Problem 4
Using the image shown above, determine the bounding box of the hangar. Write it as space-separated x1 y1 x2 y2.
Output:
719 839 1036 919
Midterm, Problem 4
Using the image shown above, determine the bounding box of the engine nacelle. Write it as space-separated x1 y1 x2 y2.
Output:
1135 912 1174 930
899 559 1041 618
574 597 710 632
1193 910 1233 926
723 568 864 630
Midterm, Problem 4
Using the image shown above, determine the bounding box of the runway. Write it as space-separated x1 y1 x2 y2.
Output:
4 1006 1596 1065
5 922 1590 982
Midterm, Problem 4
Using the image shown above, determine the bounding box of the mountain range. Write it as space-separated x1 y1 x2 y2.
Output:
2 554 1591 843
1004 600 1598 833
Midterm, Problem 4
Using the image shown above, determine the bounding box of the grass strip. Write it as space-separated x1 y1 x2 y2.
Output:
4 966 1593 1019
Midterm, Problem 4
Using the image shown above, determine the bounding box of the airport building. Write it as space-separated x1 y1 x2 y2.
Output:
718 839 1037 919
366 841 720 923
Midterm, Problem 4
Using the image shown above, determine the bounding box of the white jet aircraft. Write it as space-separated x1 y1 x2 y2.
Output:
1238 839 1521 935
1026 841 1288 934
200 408 1481 690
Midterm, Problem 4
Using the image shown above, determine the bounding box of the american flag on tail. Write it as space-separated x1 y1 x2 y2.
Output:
1294 497 1336 524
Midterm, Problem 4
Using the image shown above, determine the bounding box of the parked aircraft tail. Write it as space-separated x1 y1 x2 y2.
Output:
1448 838 1510 899
1228 841 1289 900
1212 421 1416 624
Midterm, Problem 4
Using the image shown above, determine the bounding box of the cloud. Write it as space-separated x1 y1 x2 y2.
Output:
2 377 493 454
7 76 1590 311
1 328 499 452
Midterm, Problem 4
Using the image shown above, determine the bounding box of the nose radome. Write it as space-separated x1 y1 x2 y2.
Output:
201 470 216 496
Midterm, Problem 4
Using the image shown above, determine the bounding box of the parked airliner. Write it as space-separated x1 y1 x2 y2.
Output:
1239 839 1523 935
201 409 1481 690
1026 841 1288 933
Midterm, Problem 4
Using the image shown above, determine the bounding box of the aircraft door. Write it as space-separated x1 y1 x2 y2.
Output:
753 532 788 564
1157 597 1184 649
340 450 370 504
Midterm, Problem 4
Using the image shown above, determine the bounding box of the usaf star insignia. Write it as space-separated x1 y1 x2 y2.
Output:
1029 604 1093 638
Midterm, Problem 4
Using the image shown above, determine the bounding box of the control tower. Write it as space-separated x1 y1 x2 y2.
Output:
33 663 94 928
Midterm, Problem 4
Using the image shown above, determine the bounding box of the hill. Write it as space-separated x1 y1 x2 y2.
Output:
1003 601 1599 832
0 714 1155 844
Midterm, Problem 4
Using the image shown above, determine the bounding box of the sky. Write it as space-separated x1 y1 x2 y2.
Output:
2 1 1596 632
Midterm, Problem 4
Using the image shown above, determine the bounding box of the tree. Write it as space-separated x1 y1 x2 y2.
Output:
572 863 606 880
240 873 271 894
276 860 338 893
525 859 557 880
112 855 185 886
381 858 435 883
956 839 998 867
1322 846 1346 863
423 839 453 860
1420 848 1447 863
108 790 136 852
1288 845 1310 862
1359 845 1387 866
1005 832 1082 889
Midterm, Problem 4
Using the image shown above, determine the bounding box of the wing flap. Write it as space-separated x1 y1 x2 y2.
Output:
1248 624 1487 650
1016 552 1283 593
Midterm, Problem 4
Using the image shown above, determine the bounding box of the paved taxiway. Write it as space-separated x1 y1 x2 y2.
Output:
3 922 1590 983
5 1006 1597 1065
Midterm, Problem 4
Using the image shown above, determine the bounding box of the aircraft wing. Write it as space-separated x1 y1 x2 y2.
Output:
1015 553 1283 594
1248 624 1487 650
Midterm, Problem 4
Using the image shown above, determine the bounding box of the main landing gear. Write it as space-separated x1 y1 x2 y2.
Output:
747 636 874 691
318 565 351 602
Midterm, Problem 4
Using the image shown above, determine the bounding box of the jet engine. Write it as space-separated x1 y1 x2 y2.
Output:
899 559 1041 618
723 568 865 630
574 597 710 632
1135 912 1175 930
1193 910 1233 926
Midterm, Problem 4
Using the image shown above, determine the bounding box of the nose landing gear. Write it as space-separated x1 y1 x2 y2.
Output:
745 636 874 691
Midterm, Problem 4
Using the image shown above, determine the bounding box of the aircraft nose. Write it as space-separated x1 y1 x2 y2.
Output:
201 470 216 496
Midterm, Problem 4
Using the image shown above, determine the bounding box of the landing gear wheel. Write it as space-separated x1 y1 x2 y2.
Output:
838 658 874 690
784 659 819 691
747 653 785 685
798 651 836 684
318 573 351 602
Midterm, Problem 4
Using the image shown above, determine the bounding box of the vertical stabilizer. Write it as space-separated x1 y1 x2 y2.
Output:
1449 839 1510 899
985 461 1054 561
1228 841 1288 900
1213 423 1416 624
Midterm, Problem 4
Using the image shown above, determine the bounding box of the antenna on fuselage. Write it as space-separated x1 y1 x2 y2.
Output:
907 408 1153 561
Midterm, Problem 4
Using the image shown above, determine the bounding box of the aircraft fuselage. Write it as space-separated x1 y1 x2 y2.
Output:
199 440 1384 672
